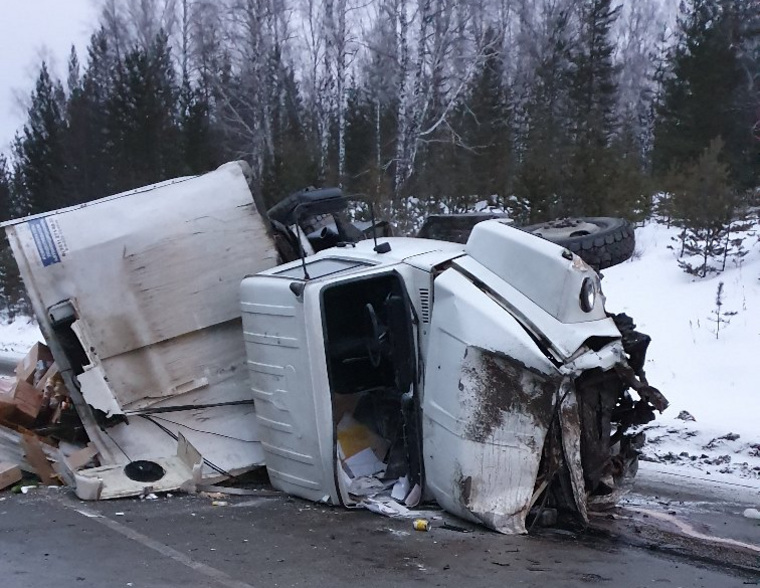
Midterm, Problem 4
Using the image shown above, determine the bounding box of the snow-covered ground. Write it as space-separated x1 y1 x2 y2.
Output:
0 219 757 487
603 221 760 485
0 313 42 355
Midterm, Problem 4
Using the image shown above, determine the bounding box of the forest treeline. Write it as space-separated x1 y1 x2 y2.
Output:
0 0 758 311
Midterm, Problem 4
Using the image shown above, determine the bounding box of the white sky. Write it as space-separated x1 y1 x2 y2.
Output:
0 0 98 156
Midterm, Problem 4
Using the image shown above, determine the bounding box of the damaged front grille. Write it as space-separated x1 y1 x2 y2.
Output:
576 314 668 503
530 313 669 527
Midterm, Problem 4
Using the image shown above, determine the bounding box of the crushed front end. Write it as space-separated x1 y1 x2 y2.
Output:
422 220 668 533
533 314 668 529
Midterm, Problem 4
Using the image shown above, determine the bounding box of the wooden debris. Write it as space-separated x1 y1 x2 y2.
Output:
0 424 31 472
0 343 90 489
64 443 99 471
0 462 22 490
21 434 60 486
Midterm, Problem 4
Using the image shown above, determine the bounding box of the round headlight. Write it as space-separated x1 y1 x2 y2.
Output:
580 277 596 312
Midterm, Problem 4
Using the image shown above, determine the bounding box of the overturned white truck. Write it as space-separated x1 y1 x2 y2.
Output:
3 162 666 532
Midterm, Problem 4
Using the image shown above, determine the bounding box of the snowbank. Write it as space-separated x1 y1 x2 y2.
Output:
603 221 760 482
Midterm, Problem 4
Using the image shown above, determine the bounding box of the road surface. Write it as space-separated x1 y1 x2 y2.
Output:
0 351 19 376
0 485 756 588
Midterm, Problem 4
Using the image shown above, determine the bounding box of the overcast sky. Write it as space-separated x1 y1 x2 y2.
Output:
0 0 98 156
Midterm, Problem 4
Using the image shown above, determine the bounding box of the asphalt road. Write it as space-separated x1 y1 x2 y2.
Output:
0 486 756 588
0 351 20 376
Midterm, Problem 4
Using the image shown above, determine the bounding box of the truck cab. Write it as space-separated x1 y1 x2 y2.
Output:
241 220 666 533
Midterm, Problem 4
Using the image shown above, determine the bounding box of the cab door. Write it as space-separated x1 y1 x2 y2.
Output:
421 267 562 534
241 275 336 503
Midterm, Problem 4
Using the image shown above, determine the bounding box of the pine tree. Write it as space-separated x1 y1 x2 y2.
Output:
12 63 68 215
106 30 183 190
653 0 754 188
460 29 512 201
565 0 622 216
666 138 737 277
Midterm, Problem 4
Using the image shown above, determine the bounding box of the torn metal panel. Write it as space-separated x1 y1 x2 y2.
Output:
75 433 203 500
455 347 559 534
453 255 622 362
422 268 562 534
76 362 121 417
558 384 588 524
3 162 275 477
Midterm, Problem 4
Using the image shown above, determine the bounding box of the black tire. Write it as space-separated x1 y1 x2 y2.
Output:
521 217 635 270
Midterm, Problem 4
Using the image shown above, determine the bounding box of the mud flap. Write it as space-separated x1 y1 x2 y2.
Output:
559 383 589 524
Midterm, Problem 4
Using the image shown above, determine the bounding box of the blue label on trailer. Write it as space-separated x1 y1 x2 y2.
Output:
28 218 61 267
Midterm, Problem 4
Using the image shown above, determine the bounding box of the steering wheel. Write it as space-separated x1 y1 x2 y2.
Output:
364 302 387 367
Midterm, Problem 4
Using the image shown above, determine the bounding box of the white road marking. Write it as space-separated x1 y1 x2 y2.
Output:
68 503 257 588
629 507 760 554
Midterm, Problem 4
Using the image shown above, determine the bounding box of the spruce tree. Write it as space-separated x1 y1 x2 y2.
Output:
106 30 183 190
653 0 751 187
461 29 512 202
344 84 376 195
0 157 29 316
179 72 220 175
0 155 14 222
62 30 118 201
565 0 622 216
261 48 317 207
12 63 68 215
514 7 574 221
666 138 737 277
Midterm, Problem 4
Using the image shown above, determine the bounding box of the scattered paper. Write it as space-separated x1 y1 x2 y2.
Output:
348 476 386 497
344 447 386 478
405 483 422 507
359 494 444 521
391 475 410 501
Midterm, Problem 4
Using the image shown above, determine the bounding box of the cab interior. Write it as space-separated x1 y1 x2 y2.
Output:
321 273 422 505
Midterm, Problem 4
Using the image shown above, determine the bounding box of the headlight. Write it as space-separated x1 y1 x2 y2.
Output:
580 277 596 312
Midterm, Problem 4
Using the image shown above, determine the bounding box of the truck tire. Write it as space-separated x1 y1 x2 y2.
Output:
521 217 635 270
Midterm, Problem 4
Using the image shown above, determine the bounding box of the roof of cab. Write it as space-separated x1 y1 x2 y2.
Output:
256 236 466 281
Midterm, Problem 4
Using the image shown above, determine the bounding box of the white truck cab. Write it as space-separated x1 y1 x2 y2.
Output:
241 220 666 534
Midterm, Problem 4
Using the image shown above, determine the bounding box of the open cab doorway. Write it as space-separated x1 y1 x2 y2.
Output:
322 272 424 507
241 261 425 508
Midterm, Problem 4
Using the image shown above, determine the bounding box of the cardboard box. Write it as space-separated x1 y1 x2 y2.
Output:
336 413 390 460
34 362 59 392
15 342 54 385
0 393 16 422
12 380 43 421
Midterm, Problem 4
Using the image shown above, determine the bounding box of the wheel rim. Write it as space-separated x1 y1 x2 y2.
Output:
529 219 602 240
